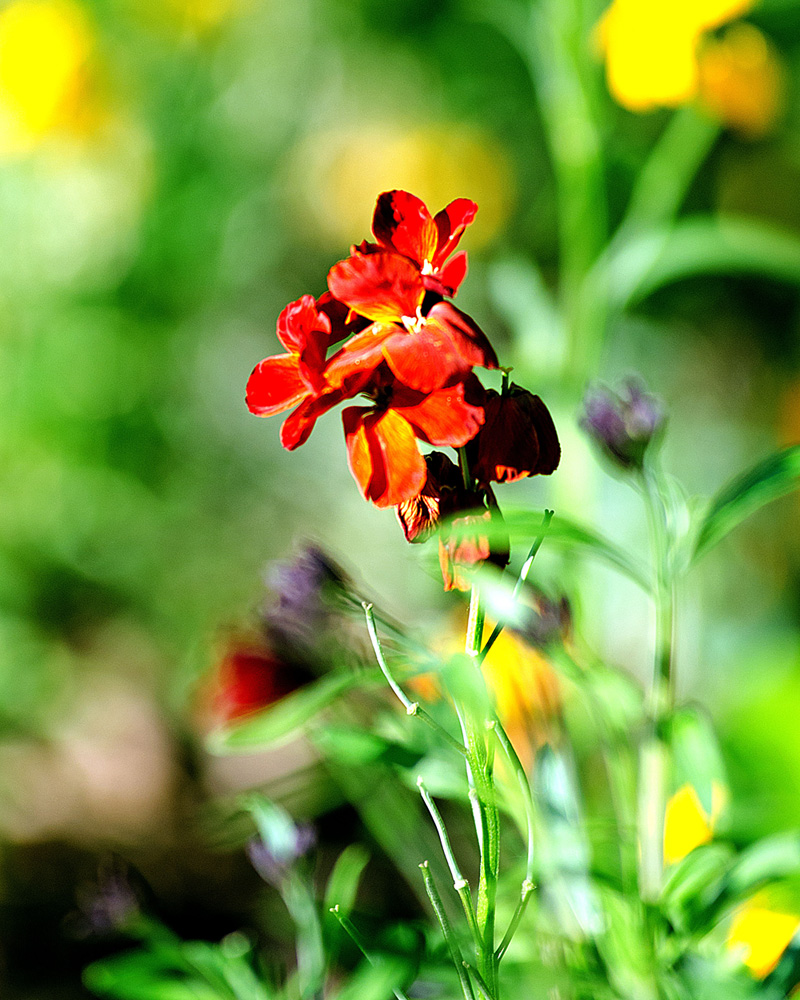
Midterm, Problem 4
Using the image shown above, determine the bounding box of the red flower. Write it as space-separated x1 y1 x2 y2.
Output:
211 645 306 724
246 294 371 449
327 252 497 394
355 190 478 297
467 384 560 486
342 371 484 507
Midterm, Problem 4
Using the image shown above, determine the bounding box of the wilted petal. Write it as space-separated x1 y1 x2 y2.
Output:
328 252 424 325
246 355 307 416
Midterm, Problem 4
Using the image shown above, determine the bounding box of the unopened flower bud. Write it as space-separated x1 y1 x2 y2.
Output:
581 378 664 470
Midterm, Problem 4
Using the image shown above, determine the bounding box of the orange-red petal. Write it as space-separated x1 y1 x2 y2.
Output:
372 190 438 267
398 381 484 446
343 406 426 507
432 199 478 269
246 355 307 416
328 251 424 324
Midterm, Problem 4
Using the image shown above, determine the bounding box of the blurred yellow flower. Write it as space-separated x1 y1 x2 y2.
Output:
598 0 756 112
728 895 800 977
0 0 97 155
481 627 560 768
289 124 514 254
663 782 727 865
697 23 783 137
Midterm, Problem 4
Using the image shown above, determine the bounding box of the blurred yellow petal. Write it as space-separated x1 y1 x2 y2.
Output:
288 124 514 253
663 783 713 865
598 0 758 112
480 627 560 768
728 899 800 978
0 0 95 155
697 24 784 138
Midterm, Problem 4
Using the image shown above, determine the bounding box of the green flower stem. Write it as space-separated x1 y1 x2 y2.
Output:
419 862 477 1000
329 906 411 1000
479 509 554 664
362 602 468 759
637 466 676 902
495 879 535 961
417 777 483 953
490 719 535 888
463 962 496 1000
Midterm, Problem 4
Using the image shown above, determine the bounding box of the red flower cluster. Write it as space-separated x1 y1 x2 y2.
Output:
247 190 560 580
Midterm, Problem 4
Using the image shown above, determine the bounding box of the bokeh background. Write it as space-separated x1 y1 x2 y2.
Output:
4 0 800 995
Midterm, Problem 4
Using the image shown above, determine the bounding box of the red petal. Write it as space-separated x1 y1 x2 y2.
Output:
372 190 437 266
281 389 345 450
430 251 468 297
276 295 330 353
432 199 478 269
425 302 499 371
382 304 497 393
398 381 484 447
343 406 426 507
246 356 307 416
324 323 399 389
328 252 424 324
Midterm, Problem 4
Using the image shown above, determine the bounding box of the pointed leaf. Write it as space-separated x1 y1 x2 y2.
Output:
693 446 800 562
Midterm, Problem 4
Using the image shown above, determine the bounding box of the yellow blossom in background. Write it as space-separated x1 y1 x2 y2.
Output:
480 627 560 769
289 124 514 253
697 23 783 137
0 0 98 156
598 0 755 112
663 781 727 865
728 895 800 977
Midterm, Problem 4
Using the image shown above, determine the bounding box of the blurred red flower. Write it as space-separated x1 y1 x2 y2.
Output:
211 646 306 724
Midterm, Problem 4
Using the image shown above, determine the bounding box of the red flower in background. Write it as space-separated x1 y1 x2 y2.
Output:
467 384 561 486
355 189 478 297
210 645 306 724
327 252 497 394
342 370 484 507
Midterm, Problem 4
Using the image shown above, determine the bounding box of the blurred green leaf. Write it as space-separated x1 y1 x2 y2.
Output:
606 216 800 312
727 834 800 899
210 671 378 753
668 707 728 817
662 843 734 934
330 957 410 1000
324 844 370 916
314 726 421 768
692 446 800 562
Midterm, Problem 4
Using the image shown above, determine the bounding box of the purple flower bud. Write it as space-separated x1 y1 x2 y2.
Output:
580 379 665 470
262 546 347 652
247 823 316 887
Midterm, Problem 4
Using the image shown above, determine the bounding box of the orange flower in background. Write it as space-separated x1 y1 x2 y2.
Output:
697 23 784 137
598 0 756 112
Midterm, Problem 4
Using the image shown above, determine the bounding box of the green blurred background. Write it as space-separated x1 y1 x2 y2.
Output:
4 0 800 995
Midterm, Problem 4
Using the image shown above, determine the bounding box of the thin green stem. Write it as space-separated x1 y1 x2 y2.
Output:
490 720 535 888
496 880 534 961
362 602 468 758
419 862 477 1000
637 466 676 902
329 906 410 1000
417 777 483 953
463 962 495 1000
479 509 554 663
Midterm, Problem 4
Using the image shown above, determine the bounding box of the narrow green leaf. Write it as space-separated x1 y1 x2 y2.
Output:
693 446 800 562
606 216 800 312
324 843 371 916
209 671 377 754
